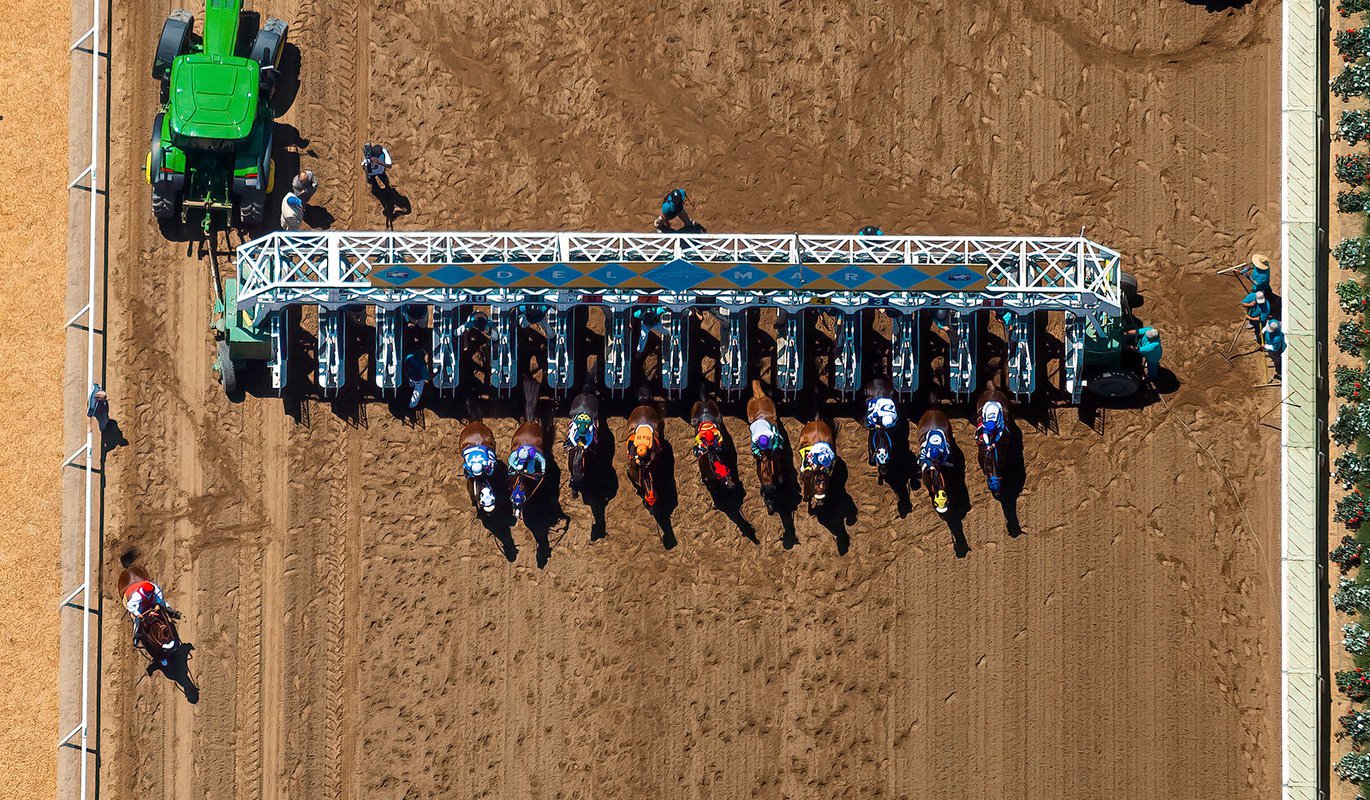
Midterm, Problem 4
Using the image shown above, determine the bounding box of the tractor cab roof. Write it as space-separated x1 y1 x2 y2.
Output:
168 54 260 141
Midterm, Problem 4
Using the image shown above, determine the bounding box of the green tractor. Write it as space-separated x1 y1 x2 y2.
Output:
212 276 273 395
1080 271 1144 399
146 0 288 231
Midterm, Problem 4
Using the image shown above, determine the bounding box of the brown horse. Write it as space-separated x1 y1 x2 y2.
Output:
746 379 783 514
117 565 180 669
690 387 736 493
509 375 548 520
976 383 1011 499
864 376 898 484
459 420 499 515
565 366 600 497
797 420 836 513
916 408 954 515
625 402 664 508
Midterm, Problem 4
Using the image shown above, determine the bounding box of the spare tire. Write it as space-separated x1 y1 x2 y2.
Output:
1087 369 1142 399
152 10 194 84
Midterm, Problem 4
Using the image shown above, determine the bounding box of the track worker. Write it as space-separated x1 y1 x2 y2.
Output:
454 309 489 338
1125 326 1163 383
654 188 694 233
1242 253 1273 292
633 306 668 355
123 577 179 646
280 192 304 231
1241 289 1272 329
87 383 110 434
1263 319 1287 379
403 351 429 409
362 142 392 190
291 169 319 203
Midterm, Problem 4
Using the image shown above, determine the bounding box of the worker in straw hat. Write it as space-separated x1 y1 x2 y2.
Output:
1242 253 1273 292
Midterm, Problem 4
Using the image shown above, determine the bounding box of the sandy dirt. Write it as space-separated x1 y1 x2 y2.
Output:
0 0 69 797
101 1 1282 798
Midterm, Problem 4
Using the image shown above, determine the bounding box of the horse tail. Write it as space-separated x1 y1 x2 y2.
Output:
636 384 654 403
521 374 539 423
465 393 482 423
583 358 600 395
750 378 765 401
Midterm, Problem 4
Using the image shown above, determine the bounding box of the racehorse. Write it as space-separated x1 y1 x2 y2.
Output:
797 420 836 513
864 376 898 484
916 408 954 515
689 386 737 492
565 367 600 498
625 401 664 509
745 379 783 514
459 420 499 515
976 383 1012 499
509 375 547 520
118 565 181 669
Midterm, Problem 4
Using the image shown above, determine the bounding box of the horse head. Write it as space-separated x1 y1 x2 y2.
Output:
567 444 587 493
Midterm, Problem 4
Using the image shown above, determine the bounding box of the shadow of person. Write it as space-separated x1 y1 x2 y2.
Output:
302 204 336 230
152 642 200 704
100 419 128 453
371 184 412 229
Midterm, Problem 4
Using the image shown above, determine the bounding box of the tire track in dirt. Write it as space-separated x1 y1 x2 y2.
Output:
322 427 349 800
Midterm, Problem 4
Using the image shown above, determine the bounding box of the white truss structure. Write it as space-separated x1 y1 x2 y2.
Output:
235 231 1123 314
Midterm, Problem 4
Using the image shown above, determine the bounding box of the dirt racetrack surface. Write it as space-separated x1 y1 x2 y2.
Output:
102 1 1281 798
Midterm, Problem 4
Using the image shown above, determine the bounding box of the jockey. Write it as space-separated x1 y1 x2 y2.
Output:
629 423 659 464
919 429 952 469
565 412 595 449
461 444 497 479
749 418 783 457
123 579 179 644
799 441 837 472
507 444 545 477
865 396 898 429
693 420 724 456
977 401 1005 447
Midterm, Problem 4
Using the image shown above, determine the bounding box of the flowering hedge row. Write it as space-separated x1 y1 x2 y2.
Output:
1333 16 1370 791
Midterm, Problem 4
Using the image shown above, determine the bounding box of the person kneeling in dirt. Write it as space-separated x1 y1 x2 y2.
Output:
292 170 319 204
654 188 694 233
1124 326 1163 383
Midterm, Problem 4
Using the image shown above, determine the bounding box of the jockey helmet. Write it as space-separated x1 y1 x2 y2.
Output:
698 421 721 447
633 425 654 459
926 430 948 459
810 444 836 469
756 433 771 450
514 444 536 464
465 447 492 476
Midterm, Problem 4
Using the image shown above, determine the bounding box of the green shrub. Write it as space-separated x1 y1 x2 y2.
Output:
1338 750 1370 783
1341 321 1370 355
1336 237 1370 271
1343 154 1370 187
1338 365 1370 403
1340 111 1370 146
1342 280 1370 314
1334 404 1370 447
1342 0 1370 17
1337 452 1370 489
1343 710 1370 746
1341 188 1370 213
1341 28 1370 62
1336 491 1370 531
1335 63 1370 100
1339 579 1370 614
1335 535 1367 573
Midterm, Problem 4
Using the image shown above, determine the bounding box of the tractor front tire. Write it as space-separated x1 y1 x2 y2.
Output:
1087 369 1141 399
249 18 289 101
152 10 194 84
217 342 239 397
1120 271 1139 298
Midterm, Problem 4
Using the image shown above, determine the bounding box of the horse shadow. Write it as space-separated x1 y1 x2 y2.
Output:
578 425 620 542
813 459 858 555
878 418 915 518
912 433 972 557
150 641 200 704
771 442 805 549
523 456 572 568
478 477 519 562
646 442 680 549
702 428 758 543
994 419 1029 538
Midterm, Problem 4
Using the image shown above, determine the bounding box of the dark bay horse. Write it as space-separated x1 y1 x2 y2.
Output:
626 402 664 508
118 565 180 669
797 420 836 513
746 379 783 514
459 420 499 515
509 375 547 521
976 383 1012 499
565 367 600 498
916 408 954 515
864 376 898 484
690 387 736 492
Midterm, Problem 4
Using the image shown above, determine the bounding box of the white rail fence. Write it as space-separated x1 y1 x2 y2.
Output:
60 0 104 796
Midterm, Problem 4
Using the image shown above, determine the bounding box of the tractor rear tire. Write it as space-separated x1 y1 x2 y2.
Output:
151 187 177 220
238 193 265 227
217 342 239 396
1120 271 1139 298
152 10 194 84
1087 369 1141 399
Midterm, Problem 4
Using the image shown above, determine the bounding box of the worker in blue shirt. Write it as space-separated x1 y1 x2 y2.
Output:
1125 326 1163 382
1243 253 1272 292
1263 319 1286 379
654 188 694 233
1241 290 1272 328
